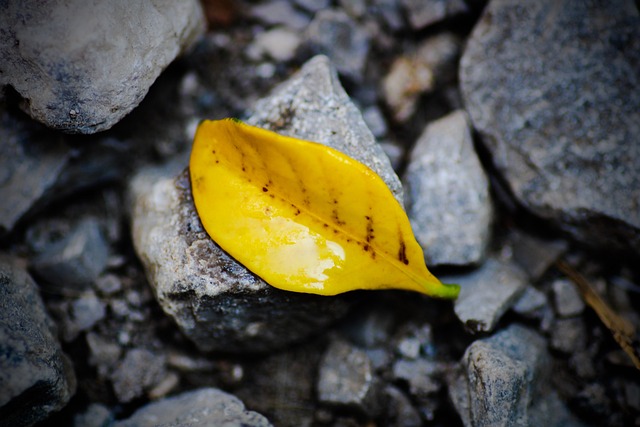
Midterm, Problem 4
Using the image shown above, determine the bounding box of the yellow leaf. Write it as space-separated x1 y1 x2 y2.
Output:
189 119 459 298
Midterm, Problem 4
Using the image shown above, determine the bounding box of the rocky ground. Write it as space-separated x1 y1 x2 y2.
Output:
1 1 639 426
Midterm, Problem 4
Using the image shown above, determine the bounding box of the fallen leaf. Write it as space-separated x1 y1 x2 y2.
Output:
189 119 459 298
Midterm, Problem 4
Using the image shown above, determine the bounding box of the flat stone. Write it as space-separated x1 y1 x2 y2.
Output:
0 0 204 134
251 0 310 30
317 340 382 417
115 387 272 427
392 358 441 397
247 55 403 204
301 11 370 82
449 324 585 427
512 285 548 318
460 0 640 255
250 27 301 62
552 279 586 318
30 217 109 292
383 33 461 122
0 254 76 426
400 0 469 30
445 258 528 333
509 230 568 280
404 110 493 266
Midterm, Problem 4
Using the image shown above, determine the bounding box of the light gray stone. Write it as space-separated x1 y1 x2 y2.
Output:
247 55 403 203
115 387 272 427
0 254 76 427
392 358 441 397
404 110 493 266
111 348 167 403
251 0 310 30
0 0 205 133
400 0 469 30
460 0 640 255
317 340 382 417
512 285 548 318
31 217 109 291
301 11 371 82
446 258 528 333
550 317 587 354
552 279 586 318
449 324 584 427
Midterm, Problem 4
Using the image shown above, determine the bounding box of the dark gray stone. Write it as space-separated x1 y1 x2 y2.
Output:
0 255 76 427
73 403 113 427
115 387 272 427
449 324 584 427
445 258 528 333
460 0 640 255
400 0 469 30
550 317 587 354
86 332 122 378
110 348 167 403
0 0 205 133
404 110 493 266
31 217 109 291
302 10 370 82
392 358 441 397
383 386 422 427
317 340 382 417
552 279 586 318
510 230 568 281
512 286 548 318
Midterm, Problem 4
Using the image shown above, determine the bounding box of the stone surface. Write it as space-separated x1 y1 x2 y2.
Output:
0 0 205 133
251 0 310 30
111 348 167 403
317 340 382 417
301 10 370 82
30 217 109 291
445 258 528 333
449 324 584 427
392 358 441 397
383 386 422 427
0 255 76 426
460 0 640 254
115 387 272 427
73 403 113 427
130 163 352 353
404 110 493 266
550 317 587 354
383 33 461 122
552 279 586 318
249 27 301 62
247 55 403 203
511 286 548 318
400 0 469 30
509 230 568 280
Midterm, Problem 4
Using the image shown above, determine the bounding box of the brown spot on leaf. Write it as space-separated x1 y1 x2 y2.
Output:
398 240 409 265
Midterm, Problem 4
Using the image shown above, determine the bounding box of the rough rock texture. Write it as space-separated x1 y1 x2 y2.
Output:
317 340 382 417
400 0 468 30
404 110 493 266
445 258 528 333
111 348 167 403
460 0 640 254
115 388 272 427
0 255 76 427
247 55 403 203
449 324 584 427
301 11 370 82
0 0 205 134
130 164 352 353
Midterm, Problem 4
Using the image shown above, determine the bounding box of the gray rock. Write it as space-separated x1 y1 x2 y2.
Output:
404 110 493 266
550 317 587 354
247 55 403 204
317 340 382 417
552 279 586 318
449 324 584 427
248 27 301 62
130 164 351 353
383 33 461 122
509 230 568 281
511 285 548 318
31 217 109 291
383 386 422 427
400 0 469 30
86 332 122 377
369 0 404 31
392 358 441 397
445 258 528 333
0 0 205 134
115 387 272 427
49 290 107 342
0 254 76 427
0 106 132 236
460 0 640 255
301 11 371 82
251 0 310 30
294 0 331 13
73 403 113 427
110 348 167 403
